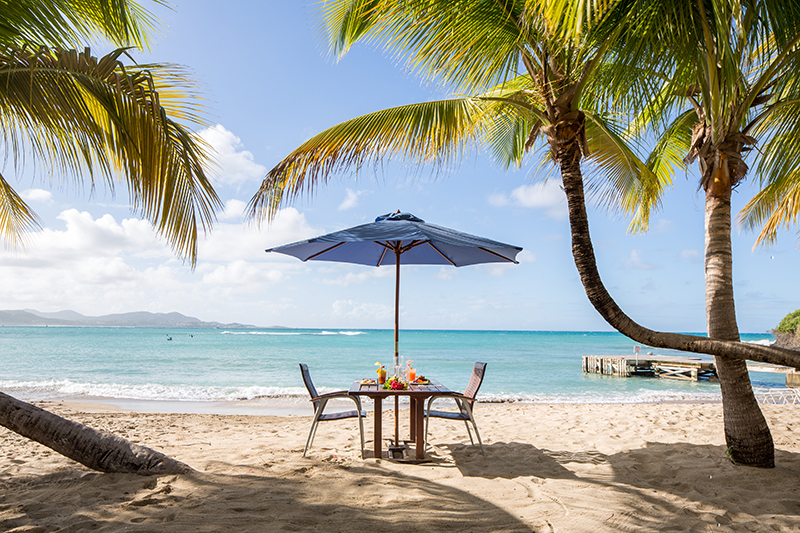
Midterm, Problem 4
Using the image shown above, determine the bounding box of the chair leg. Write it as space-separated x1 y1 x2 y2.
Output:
462 402 485 456
424 396 435 450
351 396 366 458
455 399 476 445
304 399 327 457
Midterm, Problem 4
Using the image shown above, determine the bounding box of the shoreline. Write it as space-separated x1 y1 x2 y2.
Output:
32 394 732 417
1 401 798 531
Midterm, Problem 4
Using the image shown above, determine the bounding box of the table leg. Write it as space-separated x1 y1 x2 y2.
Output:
414 396 426 460
373 397 382 459
409 397 417 441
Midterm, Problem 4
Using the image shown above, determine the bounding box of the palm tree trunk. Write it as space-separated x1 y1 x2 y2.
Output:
554 140 798 366
556 129 776 467
0 392 191 474
705 192 774 467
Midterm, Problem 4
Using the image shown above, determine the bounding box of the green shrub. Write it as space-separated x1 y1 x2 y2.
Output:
776 309 800 334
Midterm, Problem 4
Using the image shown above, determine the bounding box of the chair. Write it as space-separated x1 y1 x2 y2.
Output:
299 364 365 457
424 362 486 455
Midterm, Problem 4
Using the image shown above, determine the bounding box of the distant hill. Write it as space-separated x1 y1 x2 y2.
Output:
0 309 258 329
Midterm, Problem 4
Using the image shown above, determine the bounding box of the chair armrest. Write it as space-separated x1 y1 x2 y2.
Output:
309 390 351 402
310 390 364 415
426 392 467 411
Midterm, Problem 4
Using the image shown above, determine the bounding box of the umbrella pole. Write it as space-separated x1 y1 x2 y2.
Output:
394 250 400 369
394 250 400 448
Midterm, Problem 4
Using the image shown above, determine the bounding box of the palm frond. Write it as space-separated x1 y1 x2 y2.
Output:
249 98 485 222
643 109 694 186
0 1 159 49
319 0 381 59
740 170 800 247
0 172 41 247
0 46 221 265
318 0 531 94
583 111 668 233
483 105 532 169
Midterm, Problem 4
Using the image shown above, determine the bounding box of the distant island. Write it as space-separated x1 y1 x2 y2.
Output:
0 309 261 329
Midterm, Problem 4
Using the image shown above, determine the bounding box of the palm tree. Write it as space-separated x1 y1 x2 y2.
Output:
0 1 221 474
251 0 800 467
592 0 800 467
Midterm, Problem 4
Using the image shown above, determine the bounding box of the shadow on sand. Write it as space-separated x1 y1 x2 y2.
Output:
443 440 800 531
0 461 534 533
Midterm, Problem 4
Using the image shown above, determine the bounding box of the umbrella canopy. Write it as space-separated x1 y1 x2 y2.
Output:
266 211 522 365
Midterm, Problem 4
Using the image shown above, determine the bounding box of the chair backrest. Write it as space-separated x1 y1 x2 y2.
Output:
462 362 487 405
299 363 319 401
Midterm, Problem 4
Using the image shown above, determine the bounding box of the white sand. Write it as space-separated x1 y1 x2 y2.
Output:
1 401 799 532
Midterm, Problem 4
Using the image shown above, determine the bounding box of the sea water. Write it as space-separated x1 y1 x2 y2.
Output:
0 327 784 414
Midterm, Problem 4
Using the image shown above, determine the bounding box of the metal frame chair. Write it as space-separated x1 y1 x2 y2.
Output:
424 362 486 455
299 363 365 457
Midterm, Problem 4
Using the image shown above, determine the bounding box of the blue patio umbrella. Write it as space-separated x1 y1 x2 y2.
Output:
266 211 522 367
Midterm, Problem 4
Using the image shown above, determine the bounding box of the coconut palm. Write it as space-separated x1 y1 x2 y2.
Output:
252 0 800 467
0 0 220 474
588 0 800 467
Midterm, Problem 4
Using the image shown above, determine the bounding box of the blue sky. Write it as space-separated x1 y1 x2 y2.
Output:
0 1 797 333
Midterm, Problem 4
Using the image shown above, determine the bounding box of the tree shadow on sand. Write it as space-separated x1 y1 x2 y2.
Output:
0 461 536 533
444 441 800 531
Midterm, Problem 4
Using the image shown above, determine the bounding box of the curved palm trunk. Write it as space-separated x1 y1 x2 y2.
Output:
553 122 774 467
0 392 191 475
705 190 773 467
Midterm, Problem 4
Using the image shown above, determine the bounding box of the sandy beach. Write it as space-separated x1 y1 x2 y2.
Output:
1 401 798 532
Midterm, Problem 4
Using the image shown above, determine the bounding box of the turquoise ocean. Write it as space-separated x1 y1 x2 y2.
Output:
0 327 784 414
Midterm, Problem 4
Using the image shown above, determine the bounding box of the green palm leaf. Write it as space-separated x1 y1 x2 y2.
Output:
249 98 485 221
320 0 530 94
0 1 158 49
0 46 220 265
0 173 41 247
583 111 666 232
740 171 800 246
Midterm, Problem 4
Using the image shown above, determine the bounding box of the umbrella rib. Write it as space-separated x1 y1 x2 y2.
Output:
306 242 347 261
425 242 457 266
478 247 519 264
399 240 425 254
376 246 388 267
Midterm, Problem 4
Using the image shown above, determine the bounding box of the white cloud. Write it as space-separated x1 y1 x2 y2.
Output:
487 192 509 207
332 299 393 321
199 124 267 185
517 250 537 264
622 249 656 270
488 181 566 218
24 209 167 262
338 188 365 211
434 267 455 280
652 219 674 232
201 259 284 286
680 249 700 260
21 189 53 203
322 266 394 286
219 199 248 221
511 182 565 209
199 207 318 262
478 262 517 276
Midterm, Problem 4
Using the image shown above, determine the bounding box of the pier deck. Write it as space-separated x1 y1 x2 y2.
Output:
582 355 797 384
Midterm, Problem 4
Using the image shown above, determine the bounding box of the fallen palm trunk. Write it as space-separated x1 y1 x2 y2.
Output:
0 392 191 475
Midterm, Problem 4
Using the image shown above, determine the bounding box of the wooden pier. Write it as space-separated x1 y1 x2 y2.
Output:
582 354 797 384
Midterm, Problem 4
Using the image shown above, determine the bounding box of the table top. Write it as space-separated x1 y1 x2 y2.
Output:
348 379 451 396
